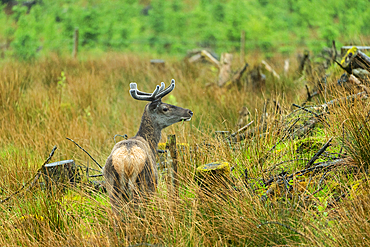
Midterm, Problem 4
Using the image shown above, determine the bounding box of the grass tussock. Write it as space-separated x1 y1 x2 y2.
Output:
1 53 370 246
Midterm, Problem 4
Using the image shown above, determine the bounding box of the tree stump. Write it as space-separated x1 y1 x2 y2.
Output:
150 59 165 70
195 162 231 194
42 160 80 191
217 53 233 87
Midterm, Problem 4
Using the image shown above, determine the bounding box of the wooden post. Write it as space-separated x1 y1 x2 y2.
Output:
73 28 79 59
240 30 245 64
167 134 178 196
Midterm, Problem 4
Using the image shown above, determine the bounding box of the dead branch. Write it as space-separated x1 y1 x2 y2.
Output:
288 158 345 180
66 137 102 170
228 121 254 139
292 103 329 127
292 103 321 118
262 60 280 80
303 85 320 104
305 138 332 168
311 91 368 111
201 50 220 68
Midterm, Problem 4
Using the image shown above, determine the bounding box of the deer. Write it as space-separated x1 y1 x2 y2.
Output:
103 79 193 213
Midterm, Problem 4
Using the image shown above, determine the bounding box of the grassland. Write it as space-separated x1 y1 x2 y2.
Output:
0 52 370 246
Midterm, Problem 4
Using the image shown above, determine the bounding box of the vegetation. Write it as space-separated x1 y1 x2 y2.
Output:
1 0 370 59
0 50 369 246
1 0 370 246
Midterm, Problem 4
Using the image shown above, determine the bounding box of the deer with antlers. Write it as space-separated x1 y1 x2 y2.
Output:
103 79 193 212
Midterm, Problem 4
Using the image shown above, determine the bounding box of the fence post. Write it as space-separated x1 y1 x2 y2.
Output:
240 30 245 64
73 28 79 59
167 134 178 196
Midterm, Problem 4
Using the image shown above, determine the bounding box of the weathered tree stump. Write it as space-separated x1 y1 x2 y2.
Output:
195 162 231 194
217 53 233 87
150 59 165 70
42 160 81 191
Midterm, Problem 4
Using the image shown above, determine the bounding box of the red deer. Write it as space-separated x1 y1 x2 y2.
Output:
103 79 193 212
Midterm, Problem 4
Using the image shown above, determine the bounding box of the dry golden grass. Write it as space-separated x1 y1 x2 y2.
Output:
1 53 370 246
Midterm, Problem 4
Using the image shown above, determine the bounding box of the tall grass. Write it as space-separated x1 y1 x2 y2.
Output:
1 53 370 246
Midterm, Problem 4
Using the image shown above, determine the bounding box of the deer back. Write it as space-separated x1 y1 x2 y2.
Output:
103 136 157 202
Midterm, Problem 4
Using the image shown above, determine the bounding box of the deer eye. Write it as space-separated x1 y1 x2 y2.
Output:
163 107 169 112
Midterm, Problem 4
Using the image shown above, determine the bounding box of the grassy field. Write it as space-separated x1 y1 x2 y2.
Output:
0 52 370 246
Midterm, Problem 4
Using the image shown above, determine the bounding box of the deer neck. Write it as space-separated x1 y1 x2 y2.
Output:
135 109 162 155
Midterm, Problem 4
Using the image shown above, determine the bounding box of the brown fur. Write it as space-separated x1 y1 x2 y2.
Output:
103 136 157 213
112 145 146 179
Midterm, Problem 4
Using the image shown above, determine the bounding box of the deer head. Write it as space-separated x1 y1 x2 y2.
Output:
130 79 193 130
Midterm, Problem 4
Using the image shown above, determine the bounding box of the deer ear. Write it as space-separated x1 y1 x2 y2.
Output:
148 100 161 111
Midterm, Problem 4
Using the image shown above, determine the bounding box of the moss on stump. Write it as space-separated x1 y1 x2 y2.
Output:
195 162 231 192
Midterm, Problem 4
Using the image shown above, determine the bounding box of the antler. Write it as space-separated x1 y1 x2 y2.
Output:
130 79 175 101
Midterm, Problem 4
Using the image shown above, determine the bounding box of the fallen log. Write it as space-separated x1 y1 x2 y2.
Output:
310 91 368 111
288 158 346 180
189 50 248 88
341 46 370 57
348 74 370 94
340 46 370 73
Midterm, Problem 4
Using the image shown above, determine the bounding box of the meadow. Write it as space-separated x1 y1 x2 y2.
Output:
1 51 370 246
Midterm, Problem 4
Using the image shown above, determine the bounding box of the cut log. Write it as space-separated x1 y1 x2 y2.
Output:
341 46 370 57
188 53 202 63
340 46 370 73
201 50 220 68
188 50 248 88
